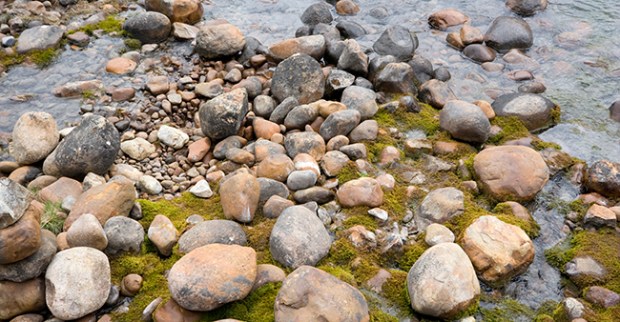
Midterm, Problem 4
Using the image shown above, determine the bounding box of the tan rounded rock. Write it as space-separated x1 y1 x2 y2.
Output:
337 177 384 208
0 278 46 320
121 274 143 297
66 213 108 250
153 298 201 322
219 172 260 223
9 112 59 165
256 153 294 182
253 117 281 140
105 57 137 75
0 202 41 264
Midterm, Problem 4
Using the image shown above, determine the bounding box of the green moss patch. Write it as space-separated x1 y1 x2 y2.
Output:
374 103 440 136
0 47 60 70
480 298 536 322
342 208 380 231
336 161 362 184
488 116 530 145
138 192 225 231
74 14 125 36
200 282 281 321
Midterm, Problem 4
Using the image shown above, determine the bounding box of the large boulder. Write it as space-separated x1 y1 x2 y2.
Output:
407 243 480 319
219 172 260 223
271 54 325 104
50 115 120 179
585 160 620 198
195 23 246 59
178 220 247 253
64 177 136 231
168 244 257 311
474 146 549 201
416 187 464 230
0 229 57 282
0 278 46 320
199 88 248 140
45 247 111 320
270 206 331 268
123 11 172 44
373 25 417 61
492 93 556 131
16 25 63 54
440 100 491 143
0 178 33 230
460 216 535 284
0 202 41 265
145 0 203 24
10 112 59 165
337 177 384 208
484 16 533 52
275 266 369 322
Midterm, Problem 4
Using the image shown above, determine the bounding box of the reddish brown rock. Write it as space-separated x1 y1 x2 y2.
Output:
219 172 260 223
145 0 203 24
256 154 295 182
153 298 201 322
38 177 82 204
428 9 469 30
187 138 211 162
0 278 46 320
336 0 360 15
105 57 137 75
0 202 41 264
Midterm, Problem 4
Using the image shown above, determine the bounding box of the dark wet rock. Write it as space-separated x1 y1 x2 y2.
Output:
103 217 144 257
312 23 340 42
300 2 333 26
178 220 247 253
270 206 331 268
269 97 299 124
428 9 469 30
213 136 246 160
319 109 361 141
195 23 246 59
374 62 417 96
257 177 290 202
518 81 547 94
407 243 479 319
145 0 203 24
284 104 320 130
0 229 56 282
325 69 355 97
16 25 63 54
507 0 548 17
462 44 497 63
408 55 434 84
368 55 398 82
0 178 33 230
123 12 171 44
484 16 533 52
293 187 335 204
325 39 346 63
433 67 451 82
269 35 326 62
341 85 378 119
339 143 367 160
336 21 366 39
440 100 491 143
199 88 248 141
419 79 458 109
239 36 268 65
492 92 556 131
271 54 325 104
337 39 368 75
295 25 312 37
275 266 369 321
610 100 620 122
373 25 417 61
51 115 120 178
586 160 620 198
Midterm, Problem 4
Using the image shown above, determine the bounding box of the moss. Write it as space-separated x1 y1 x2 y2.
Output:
381 270 414 316
200 282 281 321
532 138 562 151
124 38 142 51
493 203 540 238
41 201 65 234
318 264 358 286
585 304 620 322
395 241 428 271
76 14 125 36
0 50 25 68
336 161 362 184
550 105 561 124
382 185 408 221
480 299 535 322
567 229 620 292
81 89 96 100
488 116 530 145
29 48 59 67
243 218 278 266
370 309 399 322
138 192 225 231
342 208 379 231
569 199 589 221
544 244 574 270
374 103 440 136
324 238 357 266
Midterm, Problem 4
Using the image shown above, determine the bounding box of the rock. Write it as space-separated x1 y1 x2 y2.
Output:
424 223 455 246
110 164 143 183
253 95 277 118
269 35 325 62
318 109 361 141
293 187 335 204
325 70 355 97
199 88 248 141
66 213 108 250
263 195 294 219
337 39 368 75
195 23 245 59
123 11 171 44
0 202 41 265
270 206 331 268
103 216 143 257
275 265 369 321
440 100 491 143
172 22 199 39
256 154 294 182
287 170 318 191
0 278 46 320
45 247 110 320
462 44 496 63
374 62 417 96
0 178 33 230
561 298 585 320
407 243 479 319
148 215 179 256
428 9 469 30
507 0 548 16
284 104 320 130
584 286 620 308
565 256 607 284
219 172 260 223
586 160 620 198
253 264 286 290
341 86 378 119
271 54 325 104
145 0 203 24
474 146 549 201
461 216 534 284
300 2 332 26
65 177 136 230
157 125 189 149
253 117 280 140
120 138 155 161
416 187 464 230
7 166 40 186
337 177 384 208
349 120 378 143
168 244 257 311
460 24 484 45
484 16 533 52
269 97 299 124
121 274 143 297
419 79 457 109
139 175 163 195
16 25 63 54
10 112 59 165
492 93 556 131
373 25 417 60
0 229 56 282
189 180 213 198
52 115 120 179
284 131 326 160
105 57 137 75
610 101 620 122
153 298 202 322
187 138 211 162
178 220 247 253
257 178 290 202
583 204 617 228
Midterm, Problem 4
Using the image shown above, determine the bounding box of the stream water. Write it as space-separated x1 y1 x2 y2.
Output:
0 0 618 317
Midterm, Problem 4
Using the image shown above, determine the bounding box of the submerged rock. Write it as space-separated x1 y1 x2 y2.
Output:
507 0 548 17
145 0 203 24
123 11 172 44
484 16 533 52
492 92 557 131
